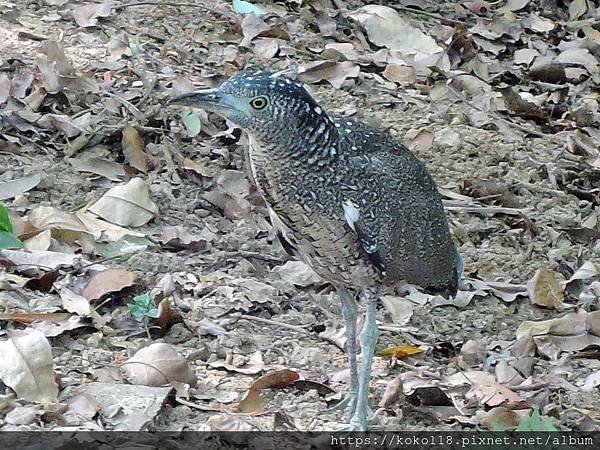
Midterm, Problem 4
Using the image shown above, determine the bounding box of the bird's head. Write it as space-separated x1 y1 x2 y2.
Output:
171 70 332 144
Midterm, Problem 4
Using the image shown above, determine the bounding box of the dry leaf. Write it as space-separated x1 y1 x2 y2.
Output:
82 269 137 301
121 343 196 387
379 375 402 407
0 329 58 402
0 249 78 270
239 369 299 413
382 64 416 85
271 261 321 287
350 5 442 58
88 177 158 227
380 295 414 325
377 345 422 358
160 226 207 251
70 157 125 181
297 60 360 89
0 174 42 201
60 287 91 315
466 381 523 407
209 350 265 375
73 0 112 27
121 125 148 173
527 268 564 309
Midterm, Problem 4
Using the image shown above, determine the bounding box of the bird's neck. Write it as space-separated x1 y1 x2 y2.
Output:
251 116 340 169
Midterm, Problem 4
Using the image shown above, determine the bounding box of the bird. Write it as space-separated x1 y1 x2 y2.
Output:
172 70 459 431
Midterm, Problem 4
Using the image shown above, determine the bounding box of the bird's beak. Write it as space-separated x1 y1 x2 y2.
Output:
169 89 239 115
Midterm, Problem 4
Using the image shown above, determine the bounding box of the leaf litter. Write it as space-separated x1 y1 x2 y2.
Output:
0 0 599 434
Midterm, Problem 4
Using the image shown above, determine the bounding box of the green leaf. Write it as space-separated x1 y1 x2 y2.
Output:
517 409 557 431
0 204 13 233
128 293 155 321
0 230 23 250
181 111 202 138
232 0 266 15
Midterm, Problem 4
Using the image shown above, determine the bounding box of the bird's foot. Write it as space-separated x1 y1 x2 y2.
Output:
327 391 357 415
347 410 369 432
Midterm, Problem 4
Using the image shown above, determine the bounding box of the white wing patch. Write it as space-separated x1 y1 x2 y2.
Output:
343 200 360 232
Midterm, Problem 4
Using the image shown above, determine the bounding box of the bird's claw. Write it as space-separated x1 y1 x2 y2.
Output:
327 392 357 416
347 413 368 432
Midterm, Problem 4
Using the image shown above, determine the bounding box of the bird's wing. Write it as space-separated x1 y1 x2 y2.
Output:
343 151 457 294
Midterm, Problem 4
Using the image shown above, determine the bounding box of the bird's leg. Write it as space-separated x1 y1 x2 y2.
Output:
348 289 379 431
328 287 359 416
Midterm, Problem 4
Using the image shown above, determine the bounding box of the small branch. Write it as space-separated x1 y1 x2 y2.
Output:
115 1 220 14
239 314 311 334
391 5 467 26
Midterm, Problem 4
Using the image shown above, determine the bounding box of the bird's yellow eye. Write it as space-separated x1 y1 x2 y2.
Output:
250 96 268 110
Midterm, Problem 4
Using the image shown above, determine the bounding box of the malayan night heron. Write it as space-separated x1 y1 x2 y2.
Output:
172 70 460 430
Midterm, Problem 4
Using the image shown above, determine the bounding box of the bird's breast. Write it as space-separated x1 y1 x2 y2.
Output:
246 136 378 288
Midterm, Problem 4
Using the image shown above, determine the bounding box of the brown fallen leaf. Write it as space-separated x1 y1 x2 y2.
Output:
297 60 360 89
239 369 299 413
121 343 197 387
379 375 403 408
466 381 524 408
121 125 148 173
527 268 564 309
82 269 137 301
153 298 184 332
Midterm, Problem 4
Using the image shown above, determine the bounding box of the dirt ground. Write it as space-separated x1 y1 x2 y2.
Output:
0 0 599 433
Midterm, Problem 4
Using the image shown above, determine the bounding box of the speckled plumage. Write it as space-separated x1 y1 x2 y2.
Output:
217 70 458 296
173 69 460 430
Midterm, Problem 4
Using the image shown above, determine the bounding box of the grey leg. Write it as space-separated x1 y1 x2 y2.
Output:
328 287 359 416
348 289 379 431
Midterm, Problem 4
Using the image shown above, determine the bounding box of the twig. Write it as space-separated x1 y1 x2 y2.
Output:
239 314 311 334
175 396 225 412
508 382 548 392
391 5 467 25
114 1 230 18
443 202 529 216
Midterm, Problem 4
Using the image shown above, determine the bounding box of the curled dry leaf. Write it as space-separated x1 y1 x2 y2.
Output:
466 381 523 408
121 343 196 387
0 329 58 402
527 268 564 309
72 0 112 27
379 375 403 408
271 260 321 287
517 310 600 359
28 205 90 243
82 268 137 301
239 369 299 413
209 350 265 375
121 125 148 173
297 60 360 89
377 345 422 359
88 177 158 227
